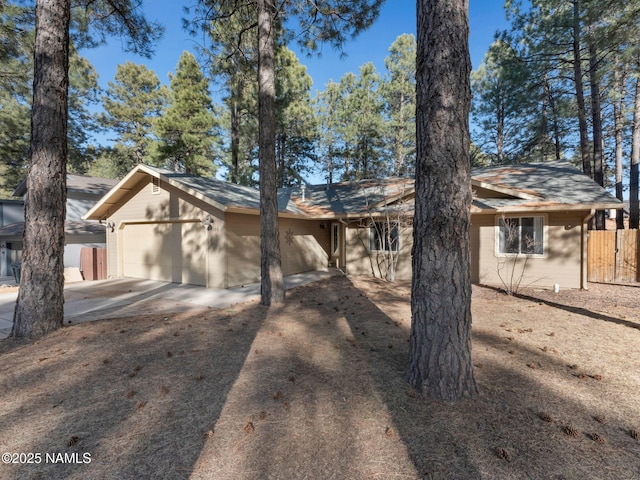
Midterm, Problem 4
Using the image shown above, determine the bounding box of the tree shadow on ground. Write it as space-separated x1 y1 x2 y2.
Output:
342 276 640 479
482 284 640 331
0 303 267 479
1 276 638 479
188 284 420 479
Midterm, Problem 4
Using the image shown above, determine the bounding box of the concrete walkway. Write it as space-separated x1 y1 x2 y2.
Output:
0 270 339 339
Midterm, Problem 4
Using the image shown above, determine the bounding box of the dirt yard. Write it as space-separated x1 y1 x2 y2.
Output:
0 276 638 479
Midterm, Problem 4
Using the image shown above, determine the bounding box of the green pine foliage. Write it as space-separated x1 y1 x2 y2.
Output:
275 46 318 187
382 33 416 177
315 35 417 183
154 51 220 177
314 80 343 184
67 51 102 174
0 2 102 196
99 61 169 175
0 3 31 198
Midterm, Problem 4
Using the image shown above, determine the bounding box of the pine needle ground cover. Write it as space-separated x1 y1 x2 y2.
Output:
0 277 638 479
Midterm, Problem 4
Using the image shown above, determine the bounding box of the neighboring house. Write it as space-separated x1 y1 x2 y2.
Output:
0 174 118 278
84 161 621 290
606 200 629 229
0 199 25 278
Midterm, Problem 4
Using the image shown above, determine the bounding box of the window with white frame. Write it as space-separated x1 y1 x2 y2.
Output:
369 221 399 252
498 216 544 255
331 223 340 256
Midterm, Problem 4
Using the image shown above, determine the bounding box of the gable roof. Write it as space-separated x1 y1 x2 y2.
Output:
280 177 415 218
469 161 621 213
83 164 310 220
84 161 621 221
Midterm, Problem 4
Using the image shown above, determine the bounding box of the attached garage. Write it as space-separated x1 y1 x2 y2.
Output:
83 164 331 289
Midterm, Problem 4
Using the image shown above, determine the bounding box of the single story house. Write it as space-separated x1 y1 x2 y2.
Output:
0 199 25 279
83 161 621 290
0 174 118 278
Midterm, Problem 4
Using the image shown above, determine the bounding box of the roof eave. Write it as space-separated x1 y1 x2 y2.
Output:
471 202 623 214
83 164 229 220
372 185 416 208
470 178 541 200
225 205 315 220
83 165 153 220
160 175 227 213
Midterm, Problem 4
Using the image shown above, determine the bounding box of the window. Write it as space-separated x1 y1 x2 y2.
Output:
331 223 340 256
369 221 399 252
498 216 544 255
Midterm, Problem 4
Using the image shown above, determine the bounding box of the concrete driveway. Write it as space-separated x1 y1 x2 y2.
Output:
0 270 338 339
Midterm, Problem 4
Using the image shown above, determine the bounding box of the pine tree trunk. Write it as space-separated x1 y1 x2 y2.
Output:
12 0 70 339
588 27 605 230
630 74 640 230
328 146 334 184
258 0 284 306
613 66 626 231
544 74 562 160
230 96 240 184
572 0 592 178
407 0 478 401
544 78 562 161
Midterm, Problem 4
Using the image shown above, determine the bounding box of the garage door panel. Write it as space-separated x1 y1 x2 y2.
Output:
180 222 206 285
122 224 173 282
122 222 206 286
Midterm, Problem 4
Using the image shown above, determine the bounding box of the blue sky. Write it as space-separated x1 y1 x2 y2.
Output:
82 0 510 96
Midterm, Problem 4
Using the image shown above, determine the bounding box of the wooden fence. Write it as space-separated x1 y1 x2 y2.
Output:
588 229 639 284
80 247 107 281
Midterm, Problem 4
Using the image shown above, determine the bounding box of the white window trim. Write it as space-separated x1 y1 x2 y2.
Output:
331 223 340 257
494 214 547 258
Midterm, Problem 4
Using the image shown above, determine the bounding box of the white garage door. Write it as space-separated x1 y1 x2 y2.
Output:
121 222 207 286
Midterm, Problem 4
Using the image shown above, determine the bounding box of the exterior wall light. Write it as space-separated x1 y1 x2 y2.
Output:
202 216 213 230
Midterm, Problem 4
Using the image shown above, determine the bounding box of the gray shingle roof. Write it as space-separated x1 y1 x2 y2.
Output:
279 177 414 217
89 161 620 221
0 220 105 238
13 174 118 197
470 161 621 211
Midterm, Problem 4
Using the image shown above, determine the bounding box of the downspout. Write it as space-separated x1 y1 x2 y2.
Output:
581 209 596 289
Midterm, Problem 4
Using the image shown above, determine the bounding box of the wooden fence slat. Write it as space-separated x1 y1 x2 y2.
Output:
588 229 639 284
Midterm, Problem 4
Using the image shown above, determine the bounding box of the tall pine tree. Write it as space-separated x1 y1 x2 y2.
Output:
192 0 382 305
99 61 168 175
408 0 478 401
382 33 416 176
275 46 317 187
155 51 219 176
12 0 161 339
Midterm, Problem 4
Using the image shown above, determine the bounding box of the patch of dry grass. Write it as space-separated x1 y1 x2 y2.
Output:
0 276 638 479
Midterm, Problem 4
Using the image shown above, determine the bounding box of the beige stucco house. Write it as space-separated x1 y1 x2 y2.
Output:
84 161 621 290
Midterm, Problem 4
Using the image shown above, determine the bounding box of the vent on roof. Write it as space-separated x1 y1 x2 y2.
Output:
152 176 160 195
